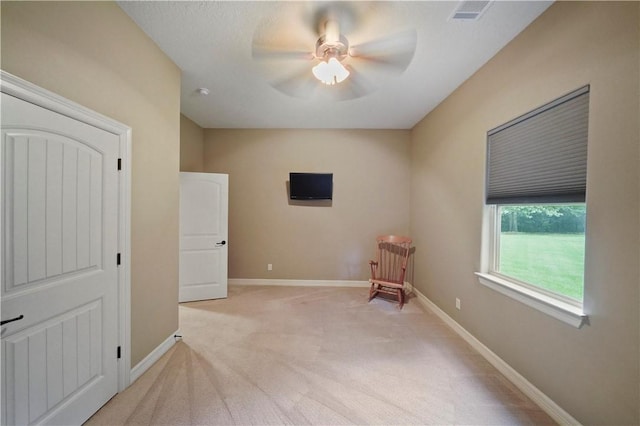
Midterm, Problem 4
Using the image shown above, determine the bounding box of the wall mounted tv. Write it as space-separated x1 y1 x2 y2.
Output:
289 172 333 200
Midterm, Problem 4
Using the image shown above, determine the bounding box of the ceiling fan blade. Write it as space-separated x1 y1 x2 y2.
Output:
349 29 417 72
252 45 315 61
270 67 318 99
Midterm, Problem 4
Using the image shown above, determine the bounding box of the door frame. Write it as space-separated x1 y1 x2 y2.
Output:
1 70 132 392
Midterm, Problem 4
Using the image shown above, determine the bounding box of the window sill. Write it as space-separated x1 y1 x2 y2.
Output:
475 272 587 328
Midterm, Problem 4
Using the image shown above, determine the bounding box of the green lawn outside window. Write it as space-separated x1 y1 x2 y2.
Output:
499 232 585 300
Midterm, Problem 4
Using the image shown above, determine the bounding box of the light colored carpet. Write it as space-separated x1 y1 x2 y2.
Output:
86 285 556 425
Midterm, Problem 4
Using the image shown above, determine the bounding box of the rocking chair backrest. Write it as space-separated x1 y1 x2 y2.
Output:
374 235 412 285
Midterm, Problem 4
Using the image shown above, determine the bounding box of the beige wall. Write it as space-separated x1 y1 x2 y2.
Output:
410 2 639 424
204 129 410 281
1 1 182 366
180 114 204 172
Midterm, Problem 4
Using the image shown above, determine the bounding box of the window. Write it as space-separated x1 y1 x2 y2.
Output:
477 86 590 327
495 204 585 301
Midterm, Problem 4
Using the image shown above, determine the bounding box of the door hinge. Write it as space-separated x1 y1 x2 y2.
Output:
117 158 122 170
117 346 121 359
117 253 121 266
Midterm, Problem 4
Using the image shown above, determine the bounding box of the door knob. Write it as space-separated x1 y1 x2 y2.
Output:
216 240 226 246
1 315 24 326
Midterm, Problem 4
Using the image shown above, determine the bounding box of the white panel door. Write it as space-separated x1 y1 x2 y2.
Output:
1 92 119 425
179 172 228 302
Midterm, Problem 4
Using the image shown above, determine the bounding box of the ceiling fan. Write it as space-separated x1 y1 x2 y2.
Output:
252 4 417 101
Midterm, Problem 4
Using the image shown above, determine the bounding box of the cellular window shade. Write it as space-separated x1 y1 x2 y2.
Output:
486 86 589 205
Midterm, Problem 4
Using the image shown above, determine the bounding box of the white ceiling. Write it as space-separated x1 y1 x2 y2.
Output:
118 1 552 129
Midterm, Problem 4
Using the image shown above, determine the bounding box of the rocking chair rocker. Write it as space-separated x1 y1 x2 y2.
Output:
368 235 412 309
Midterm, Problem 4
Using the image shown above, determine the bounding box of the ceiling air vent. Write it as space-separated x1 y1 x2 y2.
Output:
450 0 492 21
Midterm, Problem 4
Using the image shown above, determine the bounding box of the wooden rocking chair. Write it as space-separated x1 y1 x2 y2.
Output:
368 235 412 309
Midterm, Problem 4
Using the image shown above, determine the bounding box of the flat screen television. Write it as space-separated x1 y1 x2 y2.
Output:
289 172 333 200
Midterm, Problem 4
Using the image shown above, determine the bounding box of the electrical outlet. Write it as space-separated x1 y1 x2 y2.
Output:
455 298 461 310
267 263 273 271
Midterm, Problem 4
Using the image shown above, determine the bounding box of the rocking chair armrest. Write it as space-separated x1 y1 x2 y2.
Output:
369 260 378 280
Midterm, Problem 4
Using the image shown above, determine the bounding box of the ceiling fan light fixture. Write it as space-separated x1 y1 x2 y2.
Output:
312 57 350 85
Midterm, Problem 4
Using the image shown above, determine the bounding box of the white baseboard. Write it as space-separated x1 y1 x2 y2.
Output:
411 288 581 426
229 278 369 288
129 329 180 384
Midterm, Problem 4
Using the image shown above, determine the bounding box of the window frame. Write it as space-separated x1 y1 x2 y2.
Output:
477 204 587 328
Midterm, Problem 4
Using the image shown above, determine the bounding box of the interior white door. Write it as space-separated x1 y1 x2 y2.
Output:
179 172 229 302
1 92 120 425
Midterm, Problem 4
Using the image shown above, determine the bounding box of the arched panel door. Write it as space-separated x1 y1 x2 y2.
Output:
1 92 120 425
179 172 229 302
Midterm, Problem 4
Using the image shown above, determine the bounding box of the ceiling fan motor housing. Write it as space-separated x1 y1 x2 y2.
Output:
315 34 349 61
